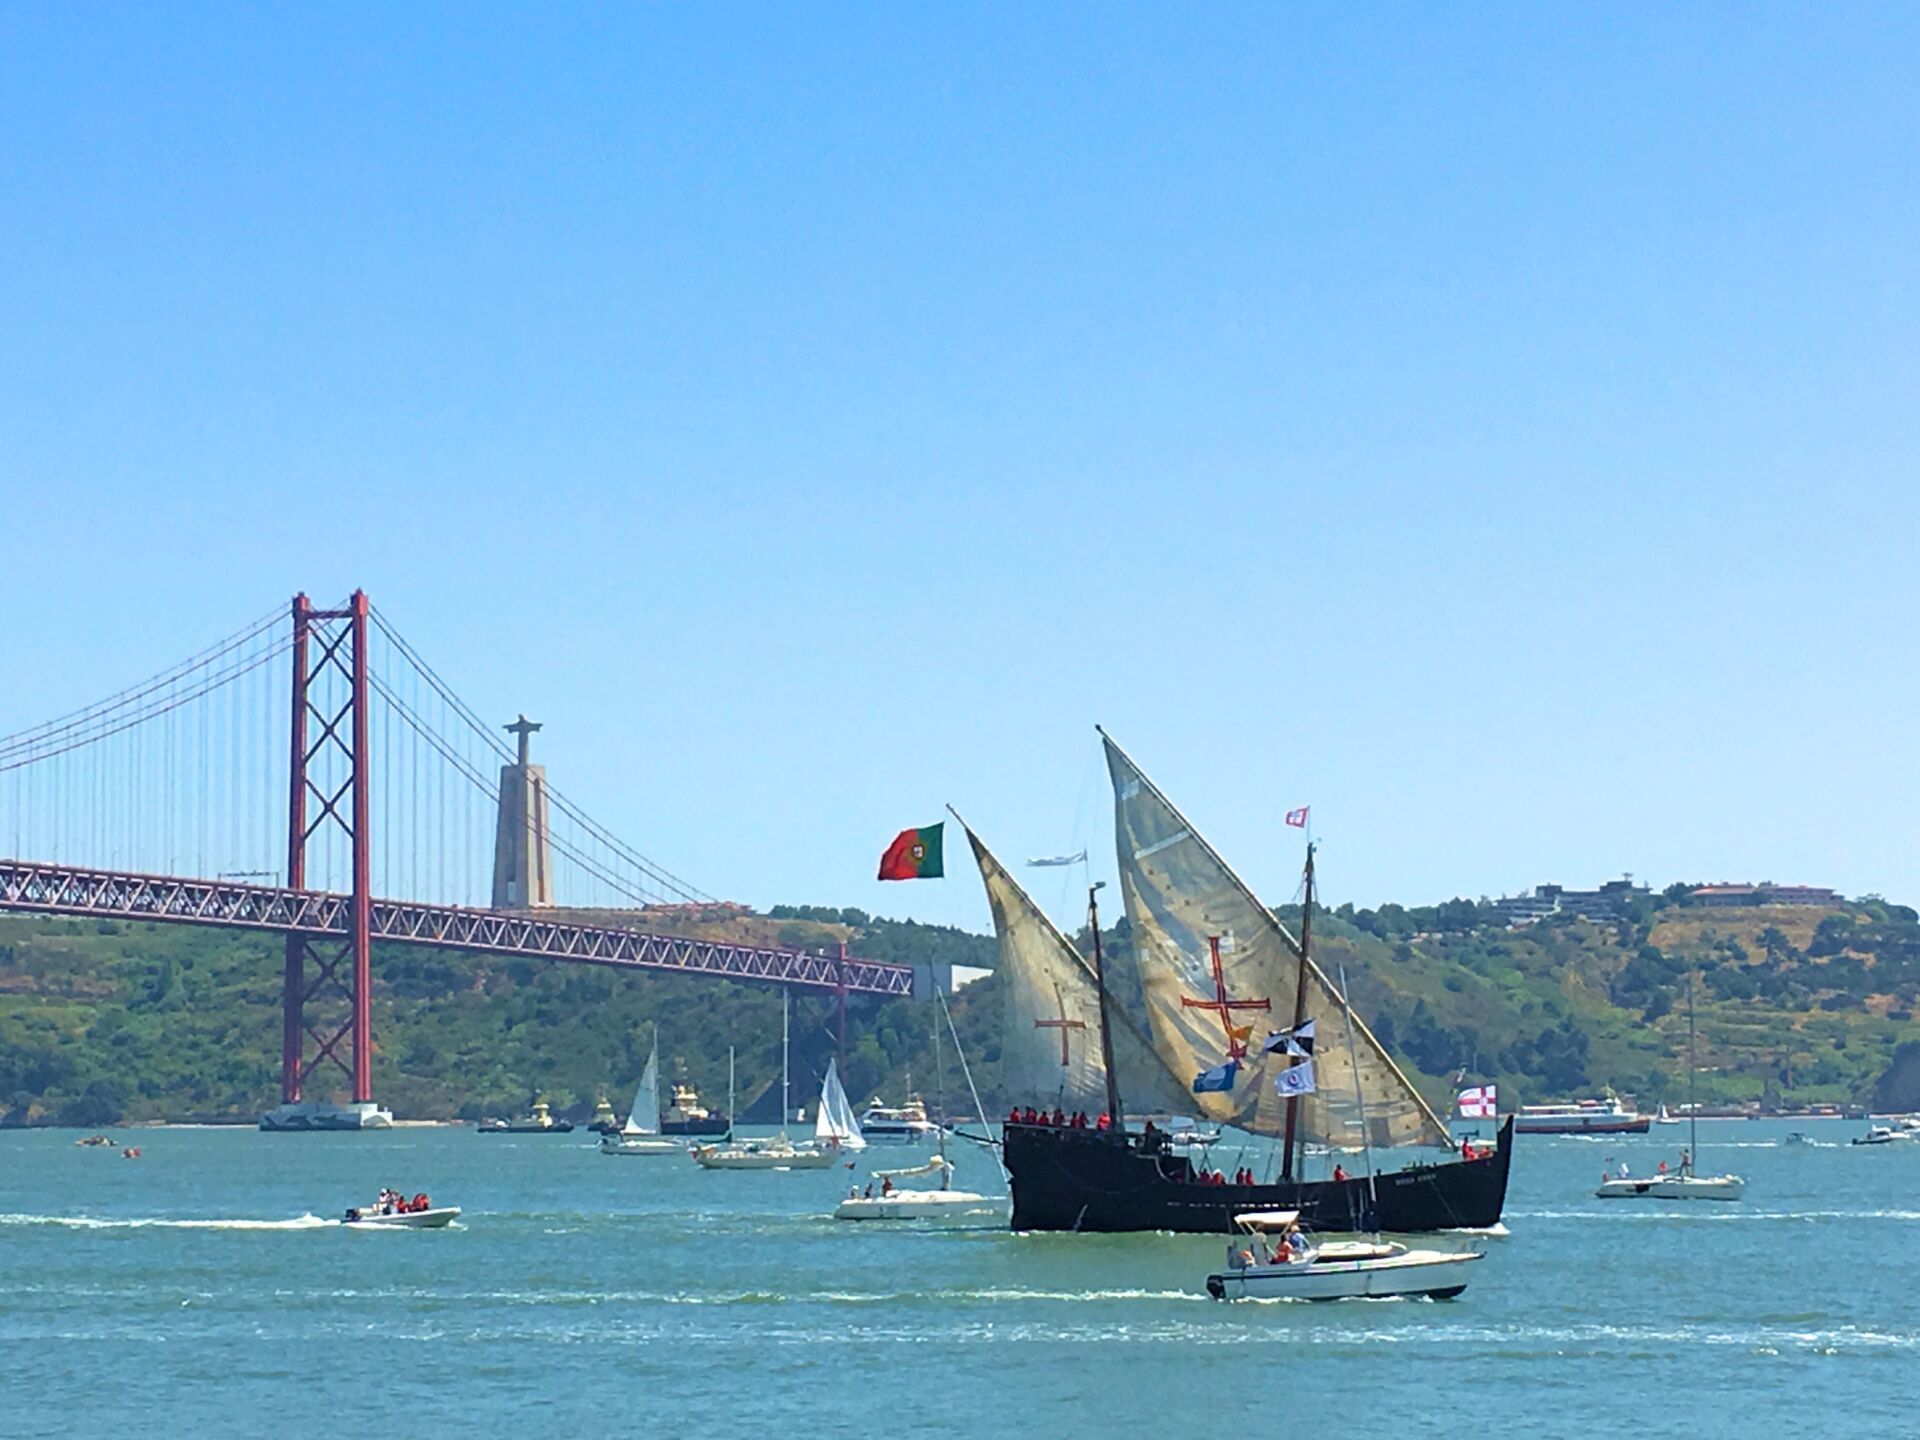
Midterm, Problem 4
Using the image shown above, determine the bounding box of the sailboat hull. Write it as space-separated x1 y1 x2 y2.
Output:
1004 1115 1514 1234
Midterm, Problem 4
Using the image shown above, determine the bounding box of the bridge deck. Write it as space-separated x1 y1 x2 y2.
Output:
0 859 916 997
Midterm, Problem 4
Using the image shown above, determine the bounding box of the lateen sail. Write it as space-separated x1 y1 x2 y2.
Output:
963 823 1193 1117
815 1059 867 1149
623 1044 662 1136
1101 731 1450 1149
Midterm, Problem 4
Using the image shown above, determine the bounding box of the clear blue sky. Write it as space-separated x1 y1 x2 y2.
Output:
2 6 1915 931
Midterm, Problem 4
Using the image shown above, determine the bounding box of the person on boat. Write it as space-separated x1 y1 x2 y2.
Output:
1460 1138 1477 1161
1051 1106 1066 1126
1022 1106 1039 1125
1332 1163 1348 1182
1096 1112 1111 1131
1007 1107 1021 1124
880 1176 894 1196
863 1182 874 1199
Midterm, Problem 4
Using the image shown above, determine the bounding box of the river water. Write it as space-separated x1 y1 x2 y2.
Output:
3 1119 1914 1438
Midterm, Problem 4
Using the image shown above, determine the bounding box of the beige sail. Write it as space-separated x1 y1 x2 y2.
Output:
1101 730 1450 1149
963 823 1192 1117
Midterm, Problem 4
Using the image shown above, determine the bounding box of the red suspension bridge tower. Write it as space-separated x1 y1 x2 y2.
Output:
278 591 376 1117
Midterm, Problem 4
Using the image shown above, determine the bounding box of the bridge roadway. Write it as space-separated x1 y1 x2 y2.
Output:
0 859 917 997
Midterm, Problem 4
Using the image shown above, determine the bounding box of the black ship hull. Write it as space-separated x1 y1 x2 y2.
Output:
1004 1115 1514 1234
660 1116 730 1136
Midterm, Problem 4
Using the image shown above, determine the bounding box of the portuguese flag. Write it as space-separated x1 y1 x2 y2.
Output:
877 822 944 881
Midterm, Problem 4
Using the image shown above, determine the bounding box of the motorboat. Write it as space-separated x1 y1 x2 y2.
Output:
260 1099 393 1131
1205 1210 1481 1301
343 1205 460 1229
75 1134 117 1148
834 1156 999 1222
601 1040 681 1156
1851 1125 1912 1146
478 1098 574 1134
858 1095 941 1143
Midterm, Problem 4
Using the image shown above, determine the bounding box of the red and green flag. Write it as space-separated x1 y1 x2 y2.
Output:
877 822 944 881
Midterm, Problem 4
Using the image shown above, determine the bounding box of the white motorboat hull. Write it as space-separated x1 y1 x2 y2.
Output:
1597 1173 1743 1200
260 1100 393 1131
833 1190 1001 1221
344 1207 460 1229
601 1136 681 1156
859 1123 943 1144
1208 1249 1479 1301
692 1145 839 1170
1647 1175 1743 1201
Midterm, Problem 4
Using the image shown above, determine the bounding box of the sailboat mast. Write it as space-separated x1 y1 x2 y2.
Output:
727 1044 736 1141
1280 843 1316 1182
1687 970 1698 1177
782 990 791 1127
1088 881 1124 1128
1338 961 1379 1227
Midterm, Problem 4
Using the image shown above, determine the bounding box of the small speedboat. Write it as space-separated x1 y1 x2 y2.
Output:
1851 1125 1911 1147
342 1192 459 1228
1205 1211 1480 1302
343 1206 461 1229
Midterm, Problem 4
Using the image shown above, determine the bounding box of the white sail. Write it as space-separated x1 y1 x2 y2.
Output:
1101 731 1450 1149
623 1043 662 1136
963 822 1193 1117
815 1059 867 1149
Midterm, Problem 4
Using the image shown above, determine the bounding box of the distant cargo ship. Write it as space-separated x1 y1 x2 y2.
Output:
1514 1097 1649 1135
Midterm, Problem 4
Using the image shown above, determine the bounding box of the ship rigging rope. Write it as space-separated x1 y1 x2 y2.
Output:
368 606 712 903
0 602 286 759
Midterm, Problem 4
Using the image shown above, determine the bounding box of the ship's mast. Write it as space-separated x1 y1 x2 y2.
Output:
1686 970 1698 1177
1280 842 1316 1182
1088 880 1124 1129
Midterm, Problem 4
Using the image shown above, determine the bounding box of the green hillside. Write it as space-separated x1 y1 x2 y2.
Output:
3 886 1918 1126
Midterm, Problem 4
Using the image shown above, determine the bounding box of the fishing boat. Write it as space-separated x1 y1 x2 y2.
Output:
478 1098 573 1134
1595 976 1743 1201
858 1095 941 1143
1205 1210 1481 1301
964 734 1513 1234
1514 1095 1649 1135
601 1038 680 1156
692 1003 840 1170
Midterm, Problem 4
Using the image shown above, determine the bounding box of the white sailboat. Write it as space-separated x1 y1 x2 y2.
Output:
601 1035 680 1156
1597 974 1743 1201
692 997 839 1170
814 1058 867 1152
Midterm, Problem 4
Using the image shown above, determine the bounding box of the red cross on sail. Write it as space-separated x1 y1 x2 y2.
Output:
1032 985 1088 1066
1180 935 1270 1059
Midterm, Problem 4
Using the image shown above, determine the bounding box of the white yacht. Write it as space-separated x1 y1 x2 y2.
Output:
692 1001 850 1171
858 1095 941 1143
1595 977 1742 1201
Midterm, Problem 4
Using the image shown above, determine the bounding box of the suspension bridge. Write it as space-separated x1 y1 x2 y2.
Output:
0 593 914 1122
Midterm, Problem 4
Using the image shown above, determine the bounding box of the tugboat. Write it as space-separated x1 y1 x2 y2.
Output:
660 1080 729 1137
586 1095 621 1135
477 1098 574 1134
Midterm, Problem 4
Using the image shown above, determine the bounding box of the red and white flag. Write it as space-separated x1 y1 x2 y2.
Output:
1284 806 1309 828
1457 1085 1498 1119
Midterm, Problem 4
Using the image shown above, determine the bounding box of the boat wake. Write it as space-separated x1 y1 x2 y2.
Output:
0 1212 333 1231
